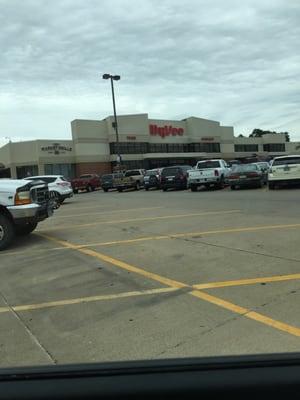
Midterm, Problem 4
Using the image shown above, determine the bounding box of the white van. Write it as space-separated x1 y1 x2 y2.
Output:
268 155 300 189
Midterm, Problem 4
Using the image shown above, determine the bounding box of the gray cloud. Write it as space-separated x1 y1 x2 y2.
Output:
0 0 300 146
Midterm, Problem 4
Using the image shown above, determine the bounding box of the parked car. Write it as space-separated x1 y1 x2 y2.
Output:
71 174 101 193
160 165 191 191
101 173 123 192
227 159 241 167
227 164 265 190
268 155 300 189
255 161 270 172
114 169 145 192
25 175 73 204
187 159 231 191
144 169 162 190
0 178 54 250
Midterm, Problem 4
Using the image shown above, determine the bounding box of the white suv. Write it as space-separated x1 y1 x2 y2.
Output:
268 155 300 189
25 175 73 203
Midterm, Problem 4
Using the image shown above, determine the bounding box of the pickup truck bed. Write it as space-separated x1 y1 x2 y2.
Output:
187 160 230 191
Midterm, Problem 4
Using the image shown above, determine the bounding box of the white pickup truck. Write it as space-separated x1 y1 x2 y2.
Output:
187 159 231 191
0 178 54 250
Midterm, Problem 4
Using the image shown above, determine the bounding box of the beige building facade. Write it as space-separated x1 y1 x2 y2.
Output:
1 113 299 179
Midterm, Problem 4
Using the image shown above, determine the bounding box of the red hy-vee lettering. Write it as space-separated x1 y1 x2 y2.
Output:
149 124 184 138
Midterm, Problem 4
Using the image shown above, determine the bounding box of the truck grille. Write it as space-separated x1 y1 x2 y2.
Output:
31 186 49 205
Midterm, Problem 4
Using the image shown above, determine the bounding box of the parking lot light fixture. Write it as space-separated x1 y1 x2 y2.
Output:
102 73 121 170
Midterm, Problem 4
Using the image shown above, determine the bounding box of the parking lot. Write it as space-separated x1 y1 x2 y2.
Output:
1 185 300 366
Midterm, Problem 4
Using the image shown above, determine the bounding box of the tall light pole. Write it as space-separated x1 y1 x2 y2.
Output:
102 73 121 169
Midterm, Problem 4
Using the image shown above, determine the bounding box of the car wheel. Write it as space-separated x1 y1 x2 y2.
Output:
190 184 197 192
145 187 149 191
268 182 275 190
217 177 225 189
103 188 108 192
0 214 15 251
118 188 123 192
51 192 61 209
136 182 140 190
162 187 167 192
15 222 38 236
87 185 92 192
258 180 263 188
73 189 78 194
230 185 236 190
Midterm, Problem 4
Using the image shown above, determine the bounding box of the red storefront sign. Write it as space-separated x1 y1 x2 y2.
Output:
149 124 184 138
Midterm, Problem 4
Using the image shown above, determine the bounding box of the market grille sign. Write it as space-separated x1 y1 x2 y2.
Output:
41 143 72 155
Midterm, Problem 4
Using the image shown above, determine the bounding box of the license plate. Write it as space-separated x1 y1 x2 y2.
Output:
167 178 173 181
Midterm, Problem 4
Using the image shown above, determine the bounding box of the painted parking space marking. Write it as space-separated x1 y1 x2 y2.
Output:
194 273 300 290
52 222 300 249
0 287 178 314
35 233 300 338
52 206 164 219
38 210 241 232
5 221 300 258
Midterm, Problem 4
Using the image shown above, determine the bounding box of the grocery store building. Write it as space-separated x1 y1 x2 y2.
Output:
0 113 298 179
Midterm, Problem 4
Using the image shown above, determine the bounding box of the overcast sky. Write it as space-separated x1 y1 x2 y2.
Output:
1 0 300 146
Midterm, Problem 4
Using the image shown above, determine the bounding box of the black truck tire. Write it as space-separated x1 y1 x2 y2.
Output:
15 222 38 236
190 184 197 192
268 182 275 190
0 214 15 251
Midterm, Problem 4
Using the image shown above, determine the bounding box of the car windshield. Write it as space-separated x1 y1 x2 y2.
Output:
272 157 300 166
161 167 181 176
197 161 220 169
102 174 113 180
232 164 259 172
1 0 300 374
145 170 158 176
125 170 140 177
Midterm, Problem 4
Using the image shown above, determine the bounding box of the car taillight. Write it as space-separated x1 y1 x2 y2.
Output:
229 175 239 179
248 172 259 177
57 182 70 187
214 170 219 176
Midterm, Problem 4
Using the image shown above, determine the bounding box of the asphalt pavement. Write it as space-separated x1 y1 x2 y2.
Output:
1 185 300 367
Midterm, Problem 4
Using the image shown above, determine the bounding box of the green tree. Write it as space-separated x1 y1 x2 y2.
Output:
249 129 290 142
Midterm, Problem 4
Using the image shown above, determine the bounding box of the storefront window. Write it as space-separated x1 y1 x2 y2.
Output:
16 165 38 179
44 164 76 179
110 142 148 154
234 144 259 152
263 143 285 152
110 142 221 155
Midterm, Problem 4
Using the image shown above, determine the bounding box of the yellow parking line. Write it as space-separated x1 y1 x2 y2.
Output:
193 273 300 290
61 222 300 249
190 290 300 337
0 287 177 314
53 206 163 219
8 222 300 258
39 210 241 232
38 233 300 338
36 234 188 289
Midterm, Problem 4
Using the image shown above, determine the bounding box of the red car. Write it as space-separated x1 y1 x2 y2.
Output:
71 174 101 193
